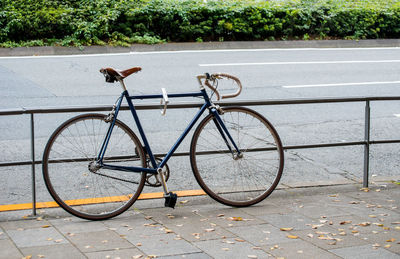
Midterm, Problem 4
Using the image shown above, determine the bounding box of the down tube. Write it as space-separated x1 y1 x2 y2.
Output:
158 103 209 168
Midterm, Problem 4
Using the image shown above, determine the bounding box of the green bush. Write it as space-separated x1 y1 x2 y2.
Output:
1 0 400 47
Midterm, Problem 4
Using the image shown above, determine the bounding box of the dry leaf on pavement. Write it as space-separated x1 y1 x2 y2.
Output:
280 227 293 231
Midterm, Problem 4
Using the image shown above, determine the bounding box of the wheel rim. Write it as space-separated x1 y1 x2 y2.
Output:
43 114 145 219
191 108 283 206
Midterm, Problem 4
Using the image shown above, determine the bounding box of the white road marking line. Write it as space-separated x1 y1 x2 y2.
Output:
282 81 400 88
199 60 400 67
0 47 399 59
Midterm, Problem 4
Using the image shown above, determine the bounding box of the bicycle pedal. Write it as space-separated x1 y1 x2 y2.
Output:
164 192 177 209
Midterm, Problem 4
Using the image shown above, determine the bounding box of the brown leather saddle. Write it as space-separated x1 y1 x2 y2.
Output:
100 67 142 83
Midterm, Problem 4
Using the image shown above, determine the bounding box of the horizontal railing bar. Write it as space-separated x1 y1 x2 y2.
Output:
1 96 400 116
2 139 399 168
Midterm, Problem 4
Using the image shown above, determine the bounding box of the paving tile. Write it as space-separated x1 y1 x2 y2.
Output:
85 247 144 259
162 217 235 242
0 239 23 259
266 239 341 259
67 230 134 252
0 226 6 240
329 244 400 259
290 225 369 250
238 201 294 216
124 233 201 257
193 238 271 258
50 218 108 234
228 224 297 246
7 227 68 248
359 229 400 254
103 216 166 237
195 206 266 228
158 252 213 259
0 218 52 231
20 244 85 259
257 212 317 230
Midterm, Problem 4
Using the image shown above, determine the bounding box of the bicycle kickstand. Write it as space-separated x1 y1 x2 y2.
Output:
157 168 177 209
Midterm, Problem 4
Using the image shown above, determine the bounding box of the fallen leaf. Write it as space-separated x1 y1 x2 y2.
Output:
248 256 257 259
312 224 324 229
369 215 377 218
329 194 338 197
385 244 392 248
23 256 32 259
373 223 384 227
176 224 183 227
224 240 235 244
217 214 225 217
386 238 396 242
144 216 153 220
84 245 92 249
383 227 390 230
349 201 360 204
297 250 304 254
164 228 173 234
46 238 53 241
102 240 108 243
132 256 143 259
373 243 381 248
360 188 369 192
280 227 293 231
358 222 371 227
395 226 400 230
229 217 243 221
391 222 400 225
37 255 45 258
287 235 299 239
339 232 346 236
179 200 189 204
222 248 230 251
252 246 262 250
205 228 215 232
328 241 337 245
340 221 352 225
136 243 142 247
351 230 359 234
54 239 63 243
36 217 43 221
235 238 245 242
307 233 314 238
318 235 334 240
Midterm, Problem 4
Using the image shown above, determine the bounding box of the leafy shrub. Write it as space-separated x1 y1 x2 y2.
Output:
1 0 400 47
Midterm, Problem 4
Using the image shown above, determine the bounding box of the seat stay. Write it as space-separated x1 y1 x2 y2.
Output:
97 92 125 162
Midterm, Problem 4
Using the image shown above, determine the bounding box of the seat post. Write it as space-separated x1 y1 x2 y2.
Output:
118 79 127 91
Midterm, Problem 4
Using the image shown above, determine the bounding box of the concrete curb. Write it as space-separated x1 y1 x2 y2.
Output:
1 39 400 57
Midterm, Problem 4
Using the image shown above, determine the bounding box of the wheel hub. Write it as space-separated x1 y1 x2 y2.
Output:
88 161 101 173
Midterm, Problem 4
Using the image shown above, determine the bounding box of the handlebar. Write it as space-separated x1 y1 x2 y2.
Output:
196 73 242 101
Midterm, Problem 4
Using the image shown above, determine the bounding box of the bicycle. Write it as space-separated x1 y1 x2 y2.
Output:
42 67 284 220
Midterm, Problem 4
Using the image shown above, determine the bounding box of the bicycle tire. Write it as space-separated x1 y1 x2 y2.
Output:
190 107 284 207
43 113 146 220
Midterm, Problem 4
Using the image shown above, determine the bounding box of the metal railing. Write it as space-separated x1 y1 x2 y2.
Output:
1 96 399 216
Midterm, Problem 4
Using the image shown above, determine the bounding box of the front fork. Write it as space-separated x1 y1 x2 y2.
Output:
209 105 242 158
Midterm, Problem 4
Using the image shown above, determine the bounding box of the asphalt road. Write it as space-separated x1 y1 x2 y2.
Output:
1 46 400 206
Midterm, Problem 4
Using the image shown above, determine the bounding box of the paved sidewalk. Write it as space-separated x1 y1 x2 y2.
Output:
0 182 399 259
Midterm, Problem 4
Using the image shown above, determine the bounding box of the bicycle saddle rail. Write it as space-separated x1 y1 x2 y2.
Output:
197 73 243 101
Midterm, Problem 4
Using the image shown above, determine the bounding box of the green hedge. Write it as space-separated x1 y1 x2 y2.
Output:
1 0 400 47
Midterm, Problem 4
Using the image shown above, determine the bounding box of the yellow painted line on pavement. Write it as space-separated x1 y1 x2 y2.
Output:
0 189 206 212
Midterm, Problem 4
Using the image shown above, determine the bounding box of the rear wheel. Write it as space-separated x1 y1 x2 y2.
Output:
190 107 284 207
42 113 146 220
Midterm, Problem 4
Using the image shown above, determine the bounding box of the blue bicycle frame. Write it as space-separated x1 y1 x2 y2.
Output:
97 88 241 177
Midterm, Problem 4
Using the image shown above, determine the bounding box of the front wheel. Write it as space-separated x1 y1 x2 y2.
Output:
190 107 284 207
42 113 146 220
